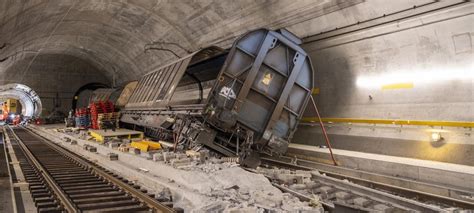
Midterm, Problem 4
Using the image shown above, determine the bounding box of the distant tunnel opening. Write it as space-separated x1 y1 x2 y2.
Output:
72 82 110 110
0 83 42 119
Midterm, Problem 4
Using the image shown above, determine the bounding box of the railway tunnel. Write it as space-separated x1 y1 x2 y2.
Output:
0 1 473 212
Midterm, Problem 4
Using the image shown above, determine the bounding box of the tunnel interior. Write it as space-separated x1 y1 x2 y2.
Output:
0 98 22 120
0 83 42 118
0 1 472 212
0 54 110 117
0 1 470 161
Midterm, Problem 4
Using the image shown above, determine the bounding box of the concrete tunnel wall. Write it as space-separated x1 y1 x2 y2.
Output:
0 54 110 115
294 2 474 165
0 0 472 164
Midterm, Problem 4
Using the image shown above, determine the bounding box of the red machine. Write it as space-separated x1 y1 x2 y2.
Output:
12 115 21 125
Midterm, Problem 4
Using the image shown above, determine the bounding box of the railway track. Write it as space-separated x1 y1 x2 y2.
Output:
4 126 175 213
258 157 474 212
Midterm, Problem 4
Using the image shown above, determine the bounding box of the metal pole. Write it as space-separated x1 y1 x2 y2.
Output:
310 96 338 166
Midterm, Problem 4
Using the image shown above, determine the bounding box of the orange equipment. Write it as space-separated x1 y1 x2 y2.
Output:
13 115 21 125
1 102 8 121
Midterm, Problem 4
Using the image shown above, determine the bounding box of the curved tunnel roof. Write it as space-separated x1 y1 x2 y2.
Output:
0 1 362 85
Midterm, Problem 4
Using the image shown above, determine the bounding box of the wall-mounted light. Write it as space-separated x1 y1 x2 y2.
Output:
356 67 474 89
431 132 442 142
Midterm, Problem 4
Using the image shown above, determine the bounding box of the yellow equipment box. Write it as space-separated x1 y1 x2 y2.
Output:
89 128 143 143
130 140 162 152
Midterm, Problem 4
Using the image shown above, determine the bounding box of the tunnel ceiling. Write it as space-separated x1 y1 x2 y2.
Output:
0 0 362 85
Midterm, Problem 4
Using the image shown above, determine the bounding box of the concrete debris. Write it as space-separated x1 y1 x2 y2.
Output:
163 152 176 162
118 144 129 152
156 187 173 202
309 194 323 209
138 168 149 173
145 151 157 160
221 157 240 163
107 153 118 161
129 147 141 155
373 203 394 212
195 201 227 212
88 146 97 152
257 167 312 184
353 197 370 207
108 142 120 149
183 166 321 212
153 152 164 161
83 144 97 152
42 126 323 212
335 191 351 200
185 150 200 158
170 158 192 168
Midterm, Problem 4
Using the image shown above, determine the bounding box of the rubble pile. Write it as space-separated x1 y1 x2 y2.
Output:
129 148 323 211
51 127 324 212
184 166 321 212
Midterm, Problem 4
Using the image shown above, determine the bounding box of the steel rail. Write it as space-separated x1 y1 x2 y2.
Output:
7 126 78 213
262 154 474 209
261 156 474 212
2 129 21 213
21 126 175 213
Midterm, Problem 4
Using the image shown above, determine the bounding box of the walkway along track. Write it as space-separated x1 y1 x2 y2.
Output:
4 126 175 213
258 156 474 212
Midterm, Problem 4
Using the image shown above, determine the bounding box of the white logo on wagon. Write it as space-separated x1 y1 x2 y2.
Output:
219 86 236 99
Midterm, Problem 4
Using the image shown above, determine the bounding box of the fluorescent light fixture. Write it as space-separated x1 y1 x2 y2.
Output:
356 66 474 89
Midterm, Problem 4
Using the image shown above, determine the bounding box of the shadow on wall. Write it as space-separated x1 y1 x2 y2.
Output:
304 47 357 117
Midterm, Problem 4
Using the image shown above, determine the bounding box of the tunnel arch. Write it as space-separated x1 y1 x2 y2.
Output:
0 83 42 118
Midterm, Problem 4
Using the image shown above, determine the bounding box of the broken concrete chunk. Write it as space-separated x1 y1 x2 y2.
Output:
88 146 97 152
156 187 173 202
129 147 140 155
108 142 120 149
107 153 118 161
288 184 307 191
163 152 176 162
352 197 371 207
335 191 351 200
170 158 191 167
195 201 227 212
373 203 394 212
153 153 164 161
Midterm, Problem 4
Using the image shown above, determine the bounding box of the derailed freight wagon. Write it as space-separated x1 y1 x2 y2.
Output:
120 29 314 167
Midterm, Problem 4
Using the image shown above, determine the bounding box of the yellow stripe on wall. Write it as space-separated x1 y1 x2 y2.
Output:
381 82 414 90
301 117 474 128
312 88 320 95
